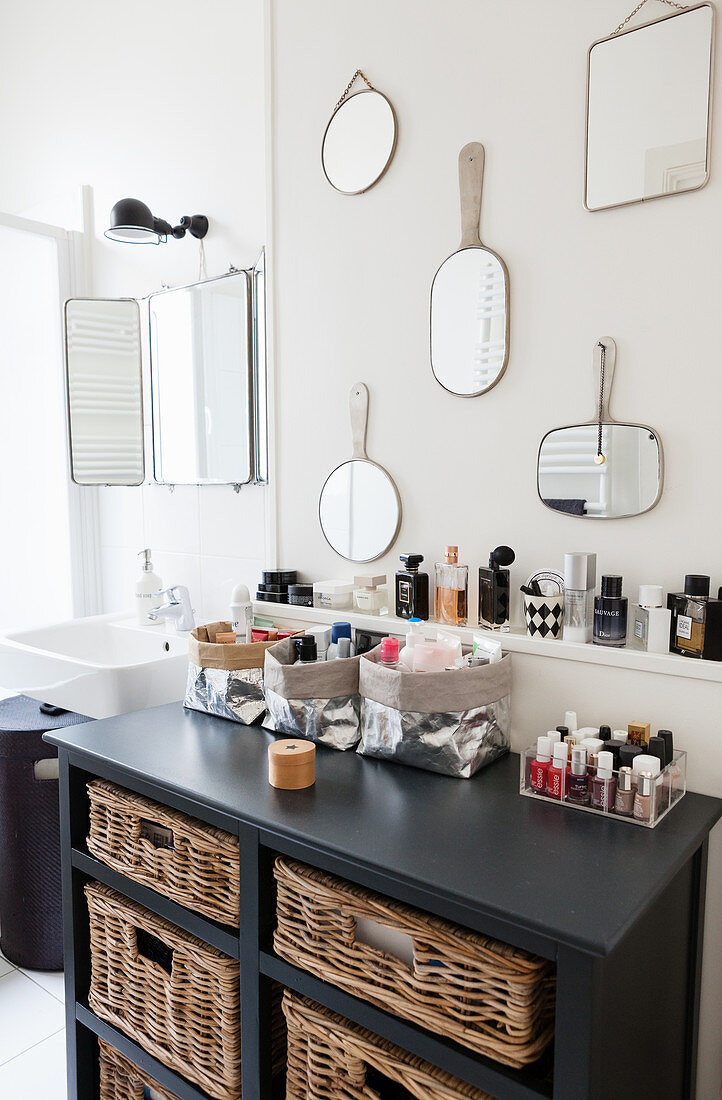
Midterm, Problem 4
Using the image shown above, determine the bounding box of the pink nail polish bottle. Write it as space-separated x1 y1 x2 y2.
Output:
591 750 617 812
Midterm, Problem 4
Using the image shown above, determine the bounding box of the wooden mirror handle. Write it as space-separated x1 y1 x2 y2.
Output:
592 338 617 422
349 382 369 459
458 142 485 248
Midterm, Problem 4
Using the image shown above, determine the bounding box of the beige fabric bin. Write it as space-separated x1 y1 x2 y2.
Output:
358 649 512 778
185 621 279 725
263 636 360 749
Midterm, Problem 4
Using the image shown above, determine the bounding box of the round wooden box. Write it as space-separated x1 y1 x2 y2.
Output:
268 739 316 790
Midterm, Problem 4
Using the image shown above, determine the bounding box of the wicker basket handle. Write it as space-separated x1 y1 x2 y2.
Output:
343 906 417 973
126 924 174 981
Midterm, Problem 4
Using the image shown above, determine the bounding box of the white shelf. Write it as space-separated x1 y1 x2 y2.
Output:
252 601 722 685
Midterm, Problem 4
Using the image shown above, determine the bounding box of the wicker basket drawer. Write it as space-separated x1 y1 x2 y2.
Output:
284 991 496 1100
274 857 555 1069
87 779 240 926
86 881 241 1100
99 1039 180 1100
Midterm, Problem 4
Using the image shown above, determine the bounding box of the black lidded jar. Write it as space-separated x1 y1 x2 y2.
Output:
593 575 628 648
395 554 429 620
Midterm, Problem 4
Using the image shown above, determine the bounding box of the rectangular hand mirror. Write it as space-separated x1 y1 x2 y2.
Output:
585 2 714 211
537 339 664 518
431 142 510 397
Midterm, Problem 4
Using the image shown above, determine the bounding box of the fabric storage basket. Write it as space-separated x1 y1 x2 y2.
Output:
86 881 241 1100
98 1038 180 1100
284 992 496 1100
185 621 277 725
358 648 512 778
87 779 240 926
263 635 361 749
274 857 555 1069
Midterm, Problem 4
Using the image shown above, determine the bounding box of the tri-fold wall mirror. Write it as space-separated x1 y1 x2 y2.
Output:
585 1 714 211
64 256 267 487
537 339 664 519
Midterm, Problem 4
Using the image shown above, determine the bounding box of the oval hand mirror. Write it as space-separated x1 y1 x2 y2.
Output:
319 383 402 562
431 142 510 396
322 73 397 195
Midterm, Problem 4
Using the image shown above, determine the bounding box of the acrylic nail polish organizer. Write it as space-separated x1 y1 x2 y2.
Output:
519 747 687 828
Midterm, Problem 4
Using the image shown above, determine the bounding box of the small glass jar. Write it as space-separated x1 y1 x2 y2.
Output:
313 580 354 611
353 573 388 615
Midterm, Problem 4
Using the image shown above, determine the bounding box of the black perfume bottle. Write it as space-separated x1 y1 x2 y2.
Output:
478 546 516 630
395 554 429 620
593 575 628 647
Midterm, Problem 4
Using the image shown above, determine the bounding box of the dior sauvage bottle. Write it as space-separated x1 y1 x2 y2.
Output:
563 553 597 643
593 575 627 648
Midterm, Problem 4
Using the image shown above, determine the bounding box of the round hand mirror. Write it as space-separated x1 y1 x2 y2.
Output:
319 383 402 562
322 72 397 195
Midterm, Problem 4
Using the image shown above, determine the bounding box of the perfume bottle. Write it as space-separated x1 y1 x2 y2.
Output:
434 546 468 626
668 574 709 658
395 554 430 621
353 573 388 615
593 575 628 648
478 546 516 631
563 553 597 643
629 585 672 653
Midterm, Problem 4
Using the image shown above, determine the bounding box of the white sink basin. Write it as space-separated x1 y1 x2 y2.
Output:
0 613 189 719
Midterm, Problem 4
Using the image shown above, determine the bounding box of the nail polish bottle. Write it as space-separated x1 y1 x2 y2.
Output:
434 546 468 626
478 546 516 631
581 737 604 775
657 730 674 765
591 750 617 812
647 736 668 771
563 553 597 643
395 554 429 621
614 767 635 817
546 742 570 800
601 740 622 770
593 575 628 648
634 772 655 823
619 744 643 779
599 724 611 741
567 747 590 805
612 729 628 745
530 736 552 793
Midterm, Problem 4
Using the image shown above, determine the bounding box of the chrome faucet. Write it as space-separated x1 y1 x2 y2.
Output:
148 585 195 632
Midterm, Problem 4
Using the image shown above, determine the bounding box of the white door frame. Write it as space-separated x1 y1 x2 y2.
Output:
0 208 101 617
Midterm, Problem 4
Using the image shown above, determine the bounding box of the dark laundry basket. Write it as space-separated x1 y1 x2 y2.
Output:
0 695 92 969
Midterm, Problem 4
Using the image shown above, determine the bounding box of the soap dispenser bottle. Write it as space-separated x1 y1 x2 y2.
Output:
135 549 163 625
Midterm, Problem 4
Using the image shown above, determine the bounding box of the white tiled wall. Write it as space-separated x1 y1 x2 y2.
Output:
98 482 267 623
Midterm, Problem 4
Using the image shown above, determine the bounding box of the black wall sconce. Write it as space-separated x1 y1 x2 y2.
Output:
104 198 209 245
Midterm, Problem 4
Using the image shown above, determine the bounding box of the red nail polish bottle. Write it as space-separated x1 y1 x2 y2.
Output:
530 736 552 793
547 743 570 800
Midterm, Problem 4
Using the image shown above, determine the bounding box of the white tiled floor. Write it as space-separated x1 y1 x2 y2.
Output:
0 950 66 1099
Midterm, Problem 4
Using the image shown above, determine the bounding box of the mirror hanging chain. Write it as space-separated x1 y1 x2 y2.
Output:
612 0 686 35
595 341 607 464
334 69 375 109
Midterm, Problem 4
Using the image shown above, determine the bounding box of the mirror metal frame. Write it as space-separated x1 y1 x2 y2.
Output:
584 2 716 213
536 338 665 519
149 268 255 489
318 457 402 563
321 88 398 196
63 296 145 487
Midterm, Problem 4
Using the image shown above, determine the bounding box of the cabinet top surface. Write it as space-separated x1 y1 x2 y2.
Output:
47 704 721 957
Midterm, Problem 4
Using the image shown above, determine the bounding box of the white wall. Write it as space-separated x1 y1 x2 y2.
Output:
0 0 269 623
268 2 722 1094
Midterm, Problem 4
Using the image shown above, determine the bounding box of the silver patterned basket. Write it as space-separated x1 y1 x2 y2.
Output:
184 621 278 726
